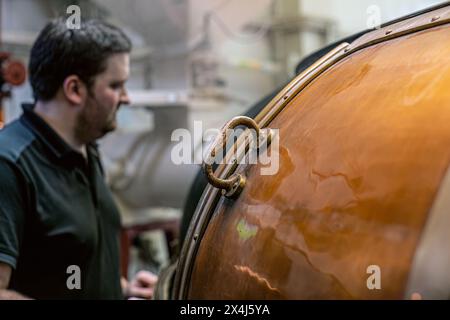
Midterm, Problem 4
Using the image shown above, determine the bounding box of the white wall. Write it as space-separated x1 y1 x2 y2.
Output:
300 0 444 38
298 0 444 64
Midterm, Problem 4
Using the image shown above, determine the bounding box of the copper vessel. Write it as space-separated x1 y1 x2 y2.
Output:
163 3 450 300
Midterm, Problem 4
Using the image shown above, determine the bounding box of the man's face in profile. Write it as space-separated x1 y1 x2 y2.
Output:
76 53 130 142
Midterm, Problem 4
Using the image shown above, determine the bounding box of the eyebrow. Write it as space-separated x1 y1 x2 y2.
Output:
110 79 127 85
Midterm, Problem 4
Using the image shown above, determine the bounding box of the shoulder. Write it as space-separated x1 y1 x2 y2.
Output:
0 119 36 163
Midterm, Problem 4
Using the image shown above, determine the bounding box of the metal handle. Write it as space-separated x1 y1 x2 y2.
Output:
203 116 271 199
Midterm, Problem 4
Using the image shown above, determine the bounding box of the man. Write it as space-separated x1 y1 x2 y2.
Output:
0 18 157 299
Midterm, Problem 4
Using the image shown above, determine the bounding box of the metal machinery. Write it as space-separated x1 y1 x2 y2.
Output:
0 52 26 128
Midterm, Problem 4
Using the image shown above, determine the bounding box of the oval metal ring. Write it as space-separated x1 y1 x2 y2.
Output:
203 116 269 199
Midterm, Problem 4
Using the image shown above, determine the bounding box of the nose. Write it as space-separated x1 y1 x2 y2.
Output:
120 87 131 105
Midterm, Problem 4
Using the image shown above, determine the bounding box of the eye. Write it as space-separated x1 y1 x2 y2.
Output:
110 83 122 90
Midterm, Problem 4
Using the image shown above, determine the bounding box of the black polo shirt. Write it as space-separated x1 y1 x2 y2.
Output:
0 104 123 299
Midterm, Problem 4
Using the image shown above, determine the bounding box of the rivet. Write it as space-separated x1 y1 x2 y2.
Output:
431 15 440 22
344 48 350 53
193 234 199 241
385 29 393 35
283 96 288 100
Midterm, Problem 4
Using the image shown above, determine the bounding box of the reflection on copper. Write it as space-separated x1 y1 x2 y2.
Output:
236 218 258 241
248 146 294 202
234 265 280 294
332 64 372 95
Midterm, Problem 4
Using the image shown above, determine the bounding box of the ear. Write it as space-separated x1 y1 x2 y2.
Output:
62 75 88 105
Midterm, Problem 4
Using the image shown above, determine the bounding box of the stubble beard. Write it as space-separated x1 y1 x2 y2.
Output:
74 96 118 144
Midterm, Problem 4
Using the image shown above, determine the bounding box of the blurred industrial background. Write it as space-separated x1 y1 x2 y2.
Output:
0 0 443 278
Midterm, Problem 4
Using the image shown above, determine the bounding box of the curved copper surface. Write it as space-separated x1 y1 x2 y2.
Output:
187 25 450 299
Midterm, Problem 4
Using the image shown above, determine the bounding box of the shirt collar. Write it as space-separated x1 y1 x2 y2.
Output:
20 103 99 161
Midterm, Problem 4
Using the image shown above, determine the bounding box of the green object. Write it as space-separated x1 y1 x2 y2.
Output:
236 219 258 241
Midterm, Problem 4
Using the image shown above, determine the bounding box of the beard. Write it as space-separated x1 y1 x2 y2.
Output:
75 95 120 144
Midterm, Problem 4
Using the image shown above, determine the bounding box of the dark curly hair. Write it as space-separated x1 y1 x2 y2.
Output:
29 18 132 101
